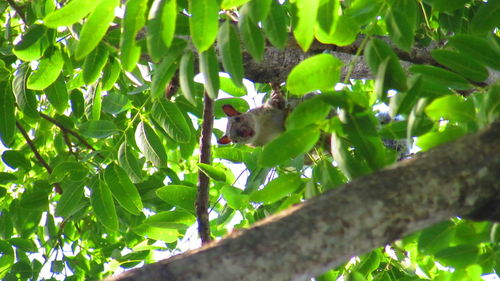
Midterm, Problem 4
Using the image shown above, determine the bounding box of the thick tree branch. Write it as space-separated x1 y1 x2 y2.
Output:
107 121 500 281
16 121 62 194
196 93 215 245
242 36 499 85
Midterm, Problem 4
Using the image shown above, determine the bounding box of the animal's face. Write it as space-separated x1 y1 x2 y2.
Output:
218 104 257 145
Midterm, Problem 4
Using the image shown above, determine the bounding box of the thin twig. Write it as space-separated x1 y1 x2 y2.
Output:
196 93 214 245
16 121 62 194
39 113 98 153
6 0 27 23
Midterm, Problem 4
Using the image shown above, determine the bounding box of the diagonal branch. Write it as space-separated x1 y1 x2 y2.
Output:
16 121 62 194
106 120 500 281
39 113 98 153
6 0 27 23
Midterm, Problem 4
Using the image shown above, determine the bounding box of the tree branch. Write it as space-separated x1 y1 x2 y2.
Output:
196 93 215 245
106 120 500 281
6 0 27 23
16 121 62 194
39 113 98 153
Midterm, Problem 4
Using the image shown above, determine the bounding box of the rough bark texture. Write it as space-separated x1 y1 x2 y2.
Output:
106 121 500 281
241 36 500 85
196 94 214 244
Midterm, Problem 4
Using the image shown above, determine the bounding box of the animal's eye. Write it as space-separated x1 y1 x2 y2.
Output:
234 117 242 122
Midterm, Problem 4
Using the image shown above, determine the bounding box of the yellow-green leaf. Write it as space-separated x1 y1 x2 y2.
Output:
287 54 342 95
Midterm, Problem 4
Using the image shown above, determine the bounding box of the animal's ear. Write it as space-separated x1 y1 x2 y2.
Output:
218 135 232 144
222 104 241 116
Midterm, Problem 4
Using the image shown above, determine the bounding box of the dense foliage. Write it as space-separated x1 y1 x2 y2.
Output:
0 0 499 280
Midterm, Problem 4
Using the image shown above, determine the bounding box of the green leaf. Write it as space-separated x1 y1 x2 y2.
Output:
430 50 488 82
179 51 197 105
82 44 109 85
90 178 119 231
75 0 118 60
344 0 383 25
20 183 51 209
104 163 143 215
221 0 250 9
132 224 179 243
156 185 197 213
151 99 191 143
389 75 423 116
385 7 414 52
316 0 341 35
199 46 220 99
293 0 319 51
43 74 68 114
425 95 475 123
219 76 247 97
12 65 38 118
238 5 265 61
316 15 357 47
189 0 219 52
135 121 168 167
286 96 331 130
79 120 119 138
312 159 346 189
416 125 467 151
49 162 87 184
354 251 381 276
262 0 288 49
88 85 102 120
8 238 38 253
221 185 249 210
218 21 244 87
410 65 471 90
330 130 372 179
287 54 342 95
151 39 187 98
418 221 455 255
117 142 143 183
250 174 302 204
55 180 85 218
120 0 147 71
102 91 131 114
422 0 468 13
407 98 434 138
247 0 272 22
2 151 31 170
197 163 226 183
161 0 177 47
364 38 407 93
12 24 50 61
43 0 100 28
470 0 500 35
143 210 195 231
342 111 391 170
214 98 249 118
102 56 121 91
435 245 479 269
0 82 15 147
259 125 321 167
70 90 85 118
27 47 64 91
449 34 500 70
0 172 17 185
146 1 167 61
